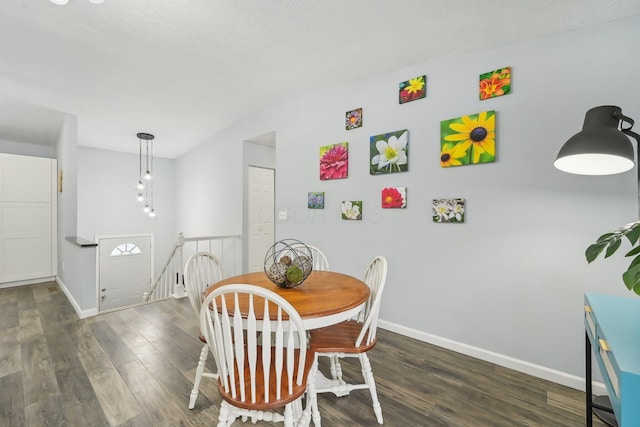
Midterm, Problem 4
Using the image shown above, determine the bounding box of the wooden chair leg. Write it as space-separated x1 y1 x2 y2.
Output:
333 355 344 383
359 353 383 424
328 354 338 380
283 403 294 427
189 343 209 409
217 400 232 427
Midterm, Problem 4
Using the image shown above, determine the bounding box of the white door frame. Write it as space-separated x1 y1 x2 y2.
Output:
95 233 154 311
247 166 275 273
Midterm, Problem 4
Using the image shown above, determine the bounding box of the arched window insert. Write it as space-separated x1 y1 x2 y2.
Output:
110 243 142 256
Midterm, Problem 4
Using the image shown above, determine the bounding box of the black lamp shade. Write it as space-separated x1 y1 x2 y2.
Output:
554 106 635 175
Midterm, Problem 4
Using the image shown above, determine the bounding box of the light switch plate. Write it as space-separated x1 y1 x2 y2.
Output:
278 210 288 220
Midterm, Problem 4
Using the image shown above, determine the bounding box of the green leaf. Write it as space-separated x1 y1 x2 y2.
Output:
596 233 617 243
628 254 640 270
626 245 640 257
604 238 622 258
622 263 640 291
625 226 640 245
585 243 607 263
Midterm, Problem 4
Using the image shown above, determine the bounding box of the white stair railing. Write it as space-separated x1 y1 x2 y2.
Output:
143 232 242 302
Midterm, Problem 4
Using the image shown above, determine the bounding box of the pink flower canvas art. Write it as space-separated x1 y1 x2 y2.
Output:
320 142 348 180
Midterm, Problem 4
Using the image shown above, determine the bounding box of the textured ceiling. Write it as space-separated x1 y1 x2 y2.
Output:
1 0 640 158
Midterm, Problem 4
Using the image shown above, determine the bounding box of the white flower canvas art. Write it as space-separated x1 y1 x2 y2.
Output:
370 129 408 175
341 201 362 220
433 198 465 223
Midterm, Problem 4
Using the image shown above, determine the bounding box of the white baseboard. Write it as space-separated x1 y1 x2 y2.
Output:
56 277 98 319
378 319 606 395
0 276 56 289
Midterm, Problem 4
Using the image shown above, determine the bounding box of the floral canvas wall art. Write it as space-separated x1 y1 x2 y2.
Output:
320 142 348 180
399 75 426 104
479 67 511 100
370 129 408 175
341 201 362 220
345 108 363 130
308 192 324 209
433 198 465 223
440 111 495 167
382 187 406 208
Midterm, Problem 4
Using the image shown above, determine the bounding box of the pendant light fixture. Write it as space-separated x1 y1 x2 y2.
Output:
136 132 156 218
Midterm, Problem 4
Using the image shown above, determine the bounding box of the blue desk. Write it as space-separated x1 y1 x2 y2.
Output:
585 293 640 426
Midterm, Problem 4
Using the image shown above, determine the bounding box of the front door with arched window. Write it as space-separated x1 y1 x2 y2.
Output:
97 234 152 311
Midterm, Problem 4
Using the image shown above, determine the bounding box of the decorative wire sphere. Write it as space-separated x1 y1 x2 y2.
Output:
264 239 313 288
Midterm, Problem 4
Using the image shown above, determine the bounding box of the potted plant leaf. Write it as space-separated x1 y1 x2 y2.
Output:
586 221 640 295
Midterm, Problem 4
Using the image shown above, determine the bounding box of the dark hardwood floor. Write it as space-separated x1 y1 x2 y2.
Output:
1 282 604 426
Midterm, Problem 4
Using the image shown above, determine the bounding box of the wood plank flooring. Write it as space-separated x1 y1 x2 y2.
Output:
0 282 605 426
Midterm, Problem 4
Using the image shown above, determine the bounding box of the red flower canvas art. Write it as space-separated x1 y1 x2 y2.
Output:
381 187 406 208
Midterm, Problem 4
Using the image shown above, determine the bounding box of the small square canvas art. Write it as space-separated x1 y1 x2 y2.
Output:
433 198 465 223
381 187 406 209
308 192 324 209
399 75 426 104
370 129 408 175
341 201 362 220
320 142 348 180
345 108 363 130
440 111 495 167
479 67 511 100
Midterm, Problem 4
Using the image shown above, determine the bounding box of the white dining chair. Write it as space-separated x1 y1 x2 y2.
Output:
184 251 224 409
309 255 388 424
290 243 330 271
201 284 320 427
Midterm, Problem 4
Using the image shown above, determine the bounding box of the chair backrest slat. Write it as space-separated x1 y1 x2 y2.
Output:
232 293 245 402
355 256 388 347
246 294 257 403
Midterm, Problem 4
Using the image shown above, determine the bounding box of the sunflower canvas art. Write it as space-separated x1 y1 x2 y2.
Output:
320 142 348 180
370 129 408 175
440 111 495 167
308 192 324 209
341 201 362 220
382 187 406 209
479 67 511 100
399 75 426 104
345 108 363 130
433 198 465 223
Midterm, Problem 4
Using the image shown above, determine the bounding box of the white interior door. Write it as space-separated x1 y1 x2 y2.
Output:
98 235 152 311
0 154 56 284
248 167 275 272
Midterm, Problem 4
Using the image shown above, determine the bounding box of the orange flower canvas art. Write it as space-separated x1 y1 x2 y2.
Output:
479 67 511 100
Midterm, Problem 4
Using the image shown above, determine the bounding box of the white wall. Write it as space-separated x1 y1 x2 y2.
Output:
176 110 282 237
0 139 54 158
176 16 640 388
76 146 177 280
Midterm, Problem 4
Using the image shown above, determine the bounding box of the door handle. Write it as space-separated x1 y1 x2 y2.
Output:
101 288 106 292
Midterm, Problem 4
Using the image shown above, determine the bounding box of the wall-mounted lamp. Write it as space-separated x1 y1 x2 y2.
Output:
554 106 639 175
554 105 640 215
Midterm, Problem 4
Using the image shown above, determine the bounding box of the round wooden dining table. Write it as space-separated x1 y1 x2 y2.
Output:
205 270 370 329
